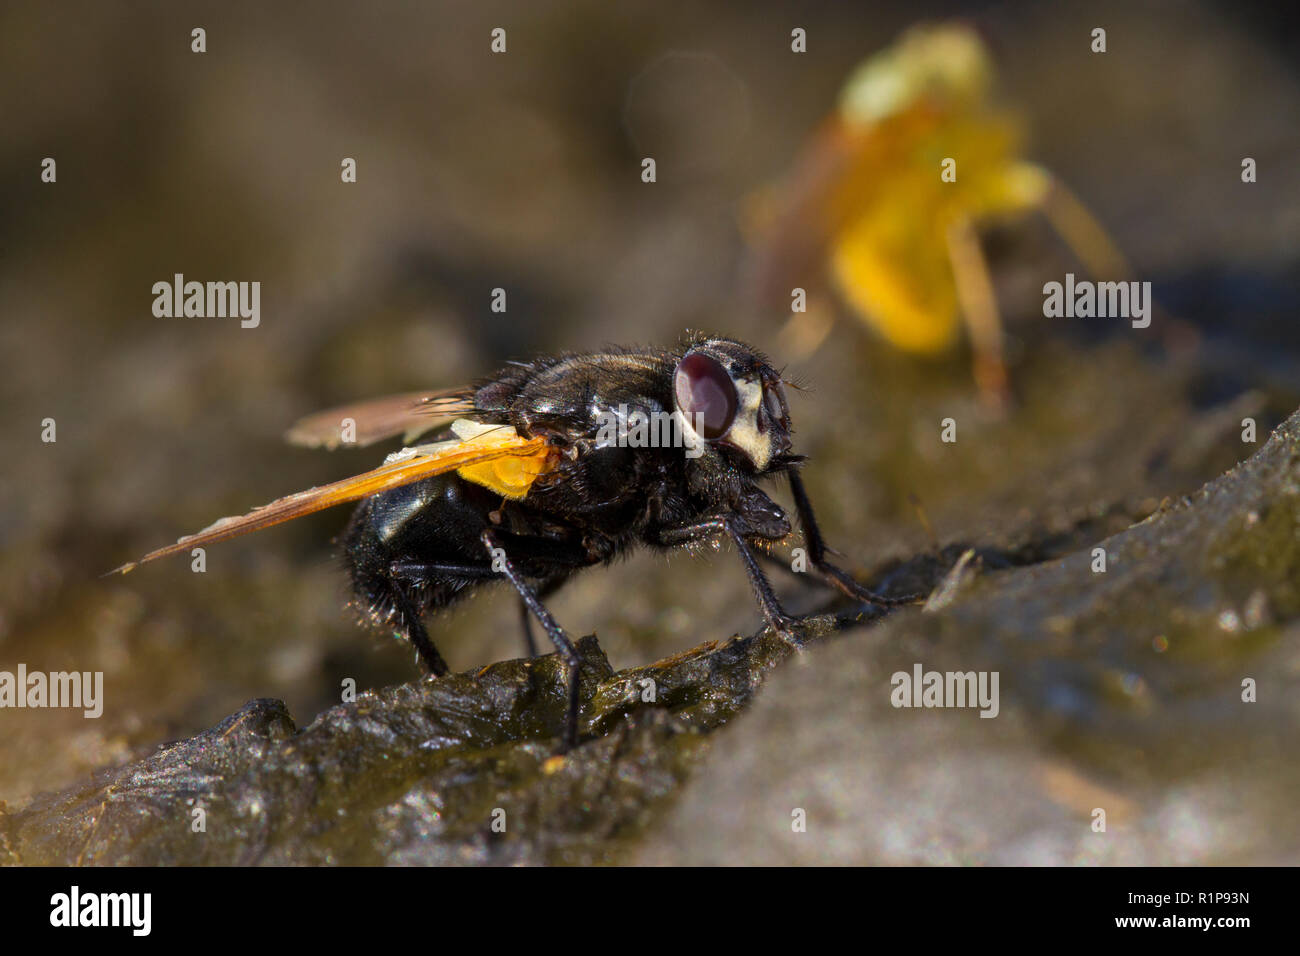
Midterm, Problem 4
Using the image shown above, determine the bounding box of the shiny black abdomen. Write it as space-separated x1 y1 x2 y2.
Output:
342 474 506 626
340 472 598 631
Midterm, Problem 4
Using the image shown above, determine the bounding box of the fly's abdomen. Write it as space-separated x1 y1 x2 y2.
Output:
341 474 501 626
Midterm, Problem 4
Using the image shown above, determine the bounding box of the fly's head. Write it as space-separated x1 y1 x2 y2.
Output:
672 337 797 477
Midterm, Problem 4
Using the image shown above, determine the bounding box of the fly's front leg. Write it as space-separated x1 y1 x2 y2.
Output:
787 469 920 608
480 529 583 751
661 510 801 641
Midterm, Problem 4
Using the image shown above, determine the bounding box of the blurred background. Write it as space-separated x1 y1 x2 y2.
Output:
2 0 1299 837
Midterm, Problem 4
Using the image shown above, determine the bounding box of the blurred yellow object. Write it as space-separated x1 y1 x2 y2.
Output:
746 23 1129 407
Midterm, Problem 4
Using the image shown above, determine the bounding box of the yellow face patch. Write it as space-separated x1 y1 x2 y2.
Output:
721 376 772 471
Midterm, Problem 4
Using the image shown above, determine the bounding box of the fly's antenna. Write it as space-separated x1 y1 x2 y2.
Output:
780 369 813 393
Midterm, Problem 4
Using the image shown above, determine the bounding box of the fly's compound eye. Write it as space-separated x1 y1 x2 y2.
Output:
674 352 738 440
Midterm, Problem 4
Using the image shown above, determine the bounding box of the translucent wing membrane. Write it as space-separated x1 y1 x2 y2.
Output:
284 389 476 450
111 424 556 575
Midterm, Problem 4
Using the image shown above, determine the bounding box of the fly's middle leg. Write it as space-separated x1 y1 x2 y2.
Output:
480 529 584 751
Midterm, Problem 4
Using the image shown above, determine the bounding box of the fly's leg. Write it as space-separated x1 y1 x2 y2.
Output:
387 578 451 676
384 559 508 674
757 548 821 588
519 600 540 658
787 469 922 608
480 530 584 751
390 561 559 660
661 515 800 640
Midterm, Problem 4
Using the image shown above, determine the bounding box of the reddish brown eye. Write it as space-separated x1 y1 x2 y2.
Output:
674 353 737 439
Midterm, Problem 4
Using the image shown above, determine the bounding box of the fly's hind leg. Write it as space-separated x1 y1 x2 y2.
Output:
390 560 562 661
384 559 504 675
480 530 584 752
386 578 451 677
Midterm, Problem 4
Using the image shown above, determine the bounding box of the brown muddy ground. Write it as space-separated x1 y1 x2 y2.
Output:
1 0 1298 864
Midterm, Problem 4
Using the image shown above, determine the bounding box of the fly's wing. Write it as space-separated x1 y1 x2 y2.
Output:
284 388 476 450
110 425 556 575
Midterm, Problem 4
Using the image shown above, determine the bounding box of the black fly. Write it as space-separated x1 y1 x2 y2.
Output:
114 334 915 750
